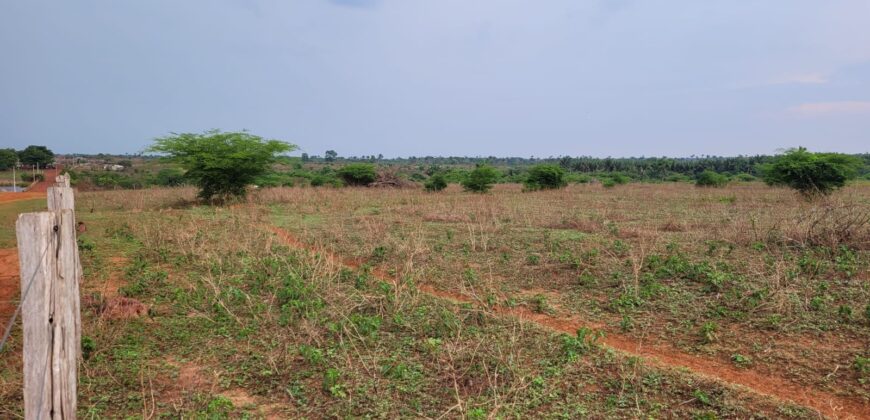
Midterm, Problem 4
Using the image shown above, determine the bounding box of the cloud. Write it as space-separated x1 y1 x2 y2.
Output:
787 101 870 116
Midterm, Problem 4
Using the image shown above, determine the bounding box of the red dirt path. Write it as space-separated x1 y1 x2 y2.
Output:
269 225 869 419
0 167 57 319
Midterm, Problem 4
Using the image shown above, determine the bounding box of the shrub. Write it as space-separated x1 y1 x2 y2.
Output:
524 164 567 191
733 173 757 182
148 130 295 201
153 168 186 186
337 163 377 186
695 170 728 187
424 173 448 192
760 147 863 197
462 164 500 193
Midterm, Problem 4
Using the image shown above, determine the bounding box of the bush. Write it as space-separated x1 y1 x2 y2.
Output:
424 173 448 192
524 164 567 191
665 173 691 183
20 173 45 182
695 170 729 187
760 147 863 197
733 173 757 182
153 168 186 186
148 130 295 201
598 173 629 188
462 164 500 193
337 163 377 186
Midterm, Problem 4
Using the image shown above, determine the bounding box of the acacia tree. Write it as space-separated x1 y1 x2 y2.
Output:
760 147 863 197
148 130 295 201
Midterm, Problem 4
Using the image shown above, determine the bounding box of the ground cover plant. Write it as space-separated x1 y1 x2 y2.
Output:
1 179 869 418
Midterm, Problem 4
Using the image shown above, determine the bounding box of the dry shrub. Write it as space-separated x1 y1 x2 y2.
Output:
370 169 418 188
787 200 870 250
660 220 686 232
617 228 642 239
550 218 600 233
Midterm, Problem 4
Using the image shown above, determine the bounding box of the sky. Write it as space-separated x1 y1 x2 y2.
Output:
1 1 869 158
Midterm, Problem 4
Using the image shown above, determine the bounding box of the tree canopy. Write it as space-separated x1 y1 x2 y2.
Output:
0 148 17 170
759 147 863 197
148 130 296 201
17 145 54 166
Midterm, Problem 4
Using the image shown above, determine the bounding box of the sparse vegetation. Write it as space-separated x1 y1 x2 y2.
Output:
1 154 868 418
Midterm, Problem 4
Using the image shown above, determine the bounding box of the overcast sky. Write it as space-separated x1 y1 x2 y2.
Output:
2 1 869 157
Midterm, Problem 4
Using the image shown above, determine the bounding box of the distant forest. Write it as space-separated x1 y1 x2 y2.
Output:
302 153 870 180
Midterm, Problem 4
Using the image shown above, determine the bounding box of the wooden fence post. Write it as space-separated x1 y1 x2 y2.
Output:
47 184 81 365
17 207 80 418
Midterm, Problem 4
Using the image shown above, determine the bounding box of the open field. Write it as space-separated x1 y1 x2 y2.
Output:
1 182 868 418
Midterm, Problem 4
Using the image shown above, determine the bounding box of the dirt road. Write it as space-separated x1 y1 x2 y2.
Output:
0 167 56 318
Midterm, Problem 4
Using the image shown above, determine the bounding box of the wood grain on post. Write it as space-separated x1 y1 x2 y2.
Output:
47 186 80 354
16 210 80 419
54 174 70 188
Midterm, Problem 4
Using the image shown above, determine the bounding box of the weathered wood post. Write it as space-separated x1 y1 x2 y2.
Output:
47 182 81 365
15 181 81 419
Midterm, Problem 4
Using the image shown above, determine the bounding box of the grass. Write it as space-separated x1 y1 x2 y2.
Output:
0 198 47 247
1 182 867 417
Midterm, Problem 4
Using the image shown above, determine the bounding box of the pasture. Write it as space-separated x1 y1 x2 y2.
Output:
0 182 868 418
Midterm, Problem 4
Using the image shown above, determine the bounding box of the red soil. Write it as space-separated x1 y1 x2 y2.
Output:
0 248 19 318
0 168 58 319
269 225 869 419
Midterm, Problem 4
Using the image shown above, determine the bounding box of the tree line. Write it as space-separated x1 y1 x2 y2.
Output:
0 145 56 170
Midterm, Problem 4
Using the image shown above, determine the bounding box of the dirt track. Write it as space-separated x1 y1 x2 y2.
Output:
269 225 869 420
0 168 56 318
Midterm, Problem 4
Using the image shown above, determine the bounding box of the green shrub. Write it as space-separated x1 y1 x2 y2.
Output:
695 170 728 187
153 168 186 186
733 173 757 182
424 173 448 192
337 163 377 186
524 164 567 191
461 164 500 193
759 147 863 197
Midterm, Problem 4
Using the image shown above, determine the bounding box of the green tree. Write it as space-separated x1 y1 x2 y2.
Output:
424 173 448 192
17 145 54 166
337 163 377 186
462 164 500 193
324 150 338 162
0 148 17 170
524 164 567 191
695 170 728 187
148 130 295 201
760 147 863 196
